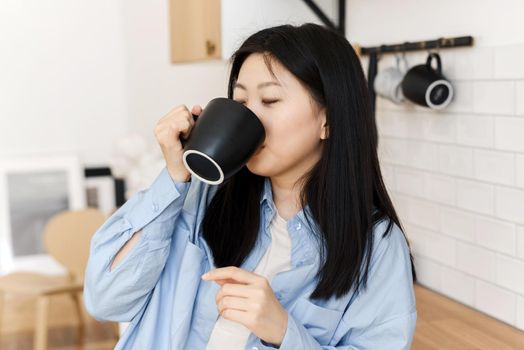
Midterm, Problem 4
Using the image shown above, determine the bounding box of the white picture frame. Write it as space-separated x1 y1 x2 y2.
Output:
0 154 86 275
85 176 117 217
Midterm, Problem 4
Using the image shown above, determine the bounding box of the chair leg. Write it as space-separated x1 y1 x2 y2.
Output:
0 290 4 335
70 292 85 345
113 322 121 340
34 296 49 350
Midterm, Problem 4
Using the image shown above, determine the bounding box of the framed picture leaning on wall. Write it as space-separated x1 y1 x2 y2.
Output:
0 154 86 275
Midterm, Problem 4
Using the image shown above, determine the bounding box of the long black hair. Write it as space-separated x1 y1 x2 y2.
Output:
201 22 416 301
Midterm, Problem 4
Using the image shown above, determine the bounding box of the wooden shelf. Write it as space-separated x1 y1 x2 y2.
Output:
169 0 222 63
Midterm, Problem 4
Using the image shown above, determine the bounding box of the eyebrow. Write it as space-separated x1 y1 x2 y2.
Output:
234 81 281 90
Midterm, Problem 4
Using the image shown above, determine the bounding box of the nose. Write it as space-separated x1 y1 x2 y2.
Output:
244 102 265 124
244 102 260 118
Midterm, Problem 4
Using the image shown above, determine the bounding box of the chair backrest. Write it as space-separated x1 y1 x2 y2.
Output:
43 208 107 282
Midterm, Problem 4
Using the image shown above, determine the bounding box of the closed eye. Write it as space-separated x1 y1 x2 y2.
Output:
234 100 279 105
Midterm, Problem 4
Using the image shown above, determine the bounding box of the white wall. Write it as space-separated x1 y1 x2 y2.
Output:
0 0 334 172
0 0 128 166
347 0 524 331
123 0 336 146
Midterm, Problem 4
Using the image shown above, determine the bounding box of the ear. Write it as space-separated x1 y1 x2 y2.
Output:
319 109 329 140
321 123 329 140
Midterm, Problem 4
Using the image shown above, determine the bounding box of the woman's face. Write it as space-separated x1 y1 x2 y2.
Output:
233 53 328 179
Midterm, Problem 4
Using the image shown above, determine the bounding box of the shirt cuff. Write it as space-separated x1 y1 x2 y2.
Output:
254 313 304 349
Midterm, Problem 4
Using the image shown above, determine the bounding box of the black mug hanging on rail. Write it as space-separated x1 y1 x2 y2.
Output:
180 97 266 185
401 52 454 110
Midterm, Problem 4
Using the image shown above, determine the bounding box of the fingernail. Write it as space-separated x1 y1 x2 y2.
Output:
201 273 209 279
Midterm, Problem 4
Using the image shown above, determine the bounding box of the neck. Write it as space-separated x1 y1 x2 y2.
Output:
269 151 321 220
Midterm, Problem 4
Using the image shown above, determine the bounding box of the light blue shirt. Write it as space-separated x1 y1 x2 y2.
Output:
84 167 417 349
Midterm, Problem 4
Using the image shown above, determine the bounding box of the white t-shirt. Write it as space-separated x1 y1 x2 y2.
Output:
205 209 292 349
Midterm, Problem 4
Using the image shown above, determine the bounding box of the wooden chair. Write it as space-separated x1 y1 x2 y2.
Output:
0 208 118 350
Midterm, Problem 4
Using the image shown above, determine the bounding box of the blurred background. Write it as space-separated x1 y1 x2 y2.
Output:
1 0 524 349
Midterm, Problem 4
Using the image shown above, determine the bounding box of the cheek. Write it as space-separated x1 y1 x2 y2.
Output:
267 121 317 156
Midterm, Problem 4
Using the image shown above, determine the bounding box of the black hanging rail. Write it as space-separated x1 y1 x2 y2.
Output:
360 36 474 55
303 0 346 35
361 35 474 116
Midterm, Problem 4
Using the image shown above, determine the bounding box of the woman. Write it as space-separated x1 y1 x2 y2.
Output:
84 23 417 349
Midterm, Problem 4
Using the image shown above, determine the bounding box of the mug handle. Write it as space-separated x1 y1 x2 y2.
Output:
426 52 442 73
180 114 199 148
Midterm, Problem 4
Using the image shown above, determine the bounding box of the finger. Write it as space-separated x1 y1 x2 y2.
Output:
202 266 262 285
213 278 237 286
215 283 253 304
217 295 250 315
176 119 192 139
220 308 250 327
191 104 202 115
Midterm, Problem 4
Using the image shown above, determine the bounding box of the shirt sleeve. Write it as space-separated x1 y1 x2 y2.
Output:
83 166 192 323
254 219 417 350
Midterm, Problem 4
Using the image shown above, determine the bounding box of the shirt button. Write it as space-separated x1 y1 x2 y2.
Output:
296 223 302 230
252 347 259 350
152 202 159 212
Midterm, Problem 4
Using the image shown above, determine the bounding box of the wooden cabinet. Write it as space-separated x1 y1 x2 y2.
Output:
169 0 222 63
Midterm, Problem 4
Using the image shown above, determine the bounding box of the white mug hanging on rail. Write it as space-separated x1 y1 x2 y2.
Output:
373 52 408 104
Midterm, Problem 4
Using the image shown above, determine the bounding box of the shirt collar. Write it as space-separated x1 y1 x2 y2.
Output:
259 177 317 232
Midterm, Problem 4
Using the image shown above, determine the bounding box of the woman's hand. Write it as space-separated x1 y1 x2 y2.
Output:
154 104 202 182
202 266 288 346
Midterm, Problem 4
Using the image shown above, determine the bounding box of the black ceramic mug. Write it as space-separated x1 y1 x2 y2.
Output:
180 97 265 185
401 52 454 110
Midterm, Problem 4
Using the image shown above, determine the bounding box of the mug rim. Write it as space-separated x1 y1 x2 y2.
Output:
182 149 225 185
425 79 453 110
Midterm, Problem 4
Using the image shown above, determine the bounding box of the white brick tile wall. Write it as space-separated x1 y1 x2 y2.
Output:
404 197 440 230
425 173 456 205
456 179 494 215
456 114 494 148
475 217 516 256
440 207 476 242
518 226 524 259
516 81 524 116
413 254 442 291
438 145 473 177
516 154 524 188
380 163 396 193
456 241 497 280
374 43 524 331
495 186 524 224
473 81 515 115
378 137 408 165
446 81 474 113
422 112 456 143
495 117 524 152
494 44 524 79
409 225 456 267
440 265 475 307
406 140 439 171
393 194 409 222
445 47 494 81
496 255 524 295
518 296 524 330
475 279 516 325
473 149 515 185
395 167 425 197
